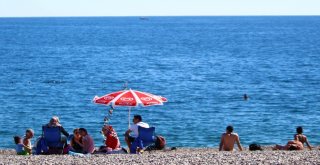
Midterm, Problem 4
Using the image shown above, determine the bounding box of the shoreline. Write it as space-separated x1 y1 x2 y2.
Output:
1 147 319 164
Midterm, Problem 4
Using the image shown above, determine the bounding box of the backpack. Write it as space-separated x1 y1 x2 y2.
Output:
249 143 262 151
155 136 166 150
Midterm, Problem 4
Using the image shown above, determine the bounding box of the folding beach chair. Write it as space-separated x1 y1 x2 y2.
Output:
130 126 156 153
41 125 66 154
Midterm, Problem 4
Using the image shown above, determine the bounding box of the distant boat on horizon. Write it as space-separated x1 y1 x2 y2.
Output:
139 17 149 20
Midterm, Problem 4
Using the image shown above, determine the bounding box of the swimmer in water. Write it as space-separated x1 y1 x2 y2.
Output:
243 94 249 100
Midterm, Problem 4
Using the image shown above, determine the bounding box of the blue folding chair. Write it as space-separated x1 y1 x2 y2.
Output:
42 126 65 154
130 126 156 153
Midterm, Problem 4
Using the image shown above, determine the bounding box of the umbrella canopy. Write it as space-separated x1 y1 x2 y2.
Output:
93 89 167 107
93 89 167 127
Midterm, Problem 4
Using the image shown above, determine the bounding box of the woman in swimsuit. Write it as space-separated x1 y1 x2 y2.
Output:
294 126 312 150
69 128 83 153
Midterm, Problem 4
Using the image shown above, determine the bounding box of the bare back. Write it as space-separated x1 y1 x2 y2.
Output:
294 134 312 150
221 133 239 151
295 134 307 143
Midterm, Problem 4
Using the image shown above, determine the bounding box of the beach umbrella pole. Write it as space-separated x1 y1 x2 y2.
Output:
128 107 131 128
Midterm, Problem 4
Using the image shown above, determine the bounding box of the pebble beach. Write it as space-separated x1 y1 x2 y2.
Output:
1 147 319 165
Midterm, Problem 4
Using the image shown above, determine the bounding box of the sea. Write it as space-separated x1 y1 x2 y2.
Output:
0 16 319 149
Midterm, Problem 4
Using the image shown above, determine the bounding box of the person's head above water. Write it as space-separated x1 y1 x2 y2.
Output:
226 125 234 133
243 94 249 100
133 115 142 124
296 126 303 134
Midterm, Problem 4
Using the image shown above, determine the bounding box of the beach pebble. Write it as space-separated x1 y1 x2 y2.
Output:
0 147 319 165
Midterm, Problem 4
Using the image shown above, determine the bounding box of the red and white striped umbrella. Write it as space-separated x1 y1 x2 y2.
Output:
93 89 167 127
93 89 167 107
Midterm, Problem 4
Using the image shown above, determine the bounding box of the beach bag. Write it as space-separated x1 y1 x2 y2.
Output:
249 143 262 151
35 137 49 154
155 136 166 150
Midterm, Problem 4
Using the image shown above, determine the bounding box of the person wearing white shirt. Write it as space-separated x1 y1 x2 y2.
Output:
124 115 149 149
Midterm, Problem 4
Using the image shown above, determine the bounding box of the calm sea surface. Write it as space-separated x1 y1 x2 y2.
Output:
0 16 319 148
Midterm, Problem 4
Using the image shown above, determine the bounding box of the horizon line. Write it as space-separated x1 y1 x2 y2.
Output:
1 14 320 18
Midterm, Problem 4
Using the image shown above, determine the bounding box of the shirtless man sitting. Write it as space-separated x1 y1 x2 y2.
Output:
219 125 243 151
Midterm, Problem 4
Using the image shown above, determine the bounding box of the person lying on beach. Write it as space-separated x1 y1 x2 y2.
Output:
219 125 243 151
99 125 121 152
294 126 312 150
13 136 29 155
273 138 304 151
124 115 149 149
79 128 95 154
23 129 34 155
69 128 83 153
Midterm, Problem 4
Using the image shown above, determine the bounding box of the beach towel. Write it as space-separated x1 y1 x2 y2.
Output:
68 151 91 157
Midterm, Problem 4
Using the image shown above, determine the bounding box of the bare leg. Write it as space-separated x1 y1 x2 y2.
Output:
273 145 285 150
125 136 131 149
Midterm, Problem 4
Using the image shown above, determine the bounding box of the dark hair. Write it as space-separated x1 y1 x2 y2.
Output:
73 128 80 134
296 126 303 134
226 125 234 132
288 145 298 151
79 128 87 134
134 115 142 121
249 144 263 151
13 136 21 144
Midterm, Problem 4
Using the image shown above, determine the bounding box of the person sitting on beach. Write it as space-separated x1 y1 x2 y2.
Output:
13 136 29 155
23 129 34 155
79 128 95 154
44 116 70 147
46 116 70 137
99 125 121 152
124 115 149 149
69 128 83 153
294 126 312 150
273 138 304 151
219 125 243 151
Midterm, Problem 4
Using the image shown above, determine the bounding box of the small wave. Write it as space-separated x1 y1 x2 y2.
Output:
42 80 67 84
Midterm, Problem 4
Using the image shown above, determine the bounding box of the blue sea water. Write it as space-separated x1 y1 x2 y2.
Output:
0 16 320 149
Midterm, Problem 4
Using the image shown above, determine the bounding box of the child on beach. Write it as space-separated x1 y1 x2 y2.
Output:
294 126 312 150
13 136 28 155
99 125 121 152
219 125 243 151
23 129 34 155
